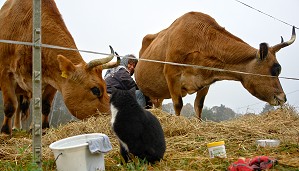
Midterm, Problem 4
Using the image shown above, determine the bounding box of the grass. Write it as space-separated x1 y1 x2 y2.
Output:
0 105 299 170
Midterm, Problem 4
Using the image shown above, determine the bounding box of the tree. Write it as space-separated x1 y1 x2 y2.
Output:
162 103 196 117
181 103 195 118
201 107 214 121
260 103 275 114
162 103 175 114
202 104 236 122
162 103 237 121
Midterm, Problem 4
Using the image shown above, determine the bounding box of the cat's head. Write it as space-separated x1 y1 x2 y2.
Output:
110 87 137 105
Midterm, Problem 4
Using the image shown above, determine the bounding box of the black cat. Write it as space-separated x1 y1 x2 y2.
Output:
110 87 166 164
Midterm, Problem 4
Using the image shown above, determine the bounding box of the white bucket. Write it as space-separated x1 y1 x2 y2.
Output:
207 141 227 158
49 133 108 171
256 139 280 147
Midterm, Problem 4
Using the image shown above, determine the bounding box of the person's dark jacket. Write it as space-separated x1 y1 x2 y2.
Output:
105 67 137 94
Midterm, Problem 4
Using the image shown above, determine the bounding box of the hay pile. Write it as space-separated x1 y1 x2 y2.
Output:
0 106 298 170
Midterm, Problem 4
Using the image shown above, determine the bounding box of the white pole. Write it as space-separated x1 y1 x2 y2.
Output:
32 0 42 168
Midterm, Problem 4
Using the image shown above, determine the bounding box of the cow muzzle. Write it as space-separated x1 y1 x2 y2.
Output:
272 93 287 106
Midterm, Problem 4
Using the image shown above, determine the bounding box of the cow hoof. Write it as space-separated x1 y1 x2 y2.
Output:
1 125 11 136
12 128 22 132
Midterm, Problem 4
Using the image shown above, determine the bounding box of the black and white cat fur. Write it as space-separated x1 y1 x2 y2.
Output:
110 87 166 164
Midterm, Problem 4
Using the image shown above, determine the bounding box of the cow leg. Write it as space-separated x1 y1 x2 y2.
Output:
151 98 164 109
194 86 210 119
13 94 30 130
12 95 23 131
164 67 183 116
42 85 57 129
20 94 30 121
172 96 183 116
1 75 18 135
12 85 31 131
1 97 17 135
144 95 153 109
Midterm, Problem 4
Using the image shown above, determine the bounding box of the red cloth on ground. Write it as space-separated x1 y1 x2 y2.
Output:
228 156 277 171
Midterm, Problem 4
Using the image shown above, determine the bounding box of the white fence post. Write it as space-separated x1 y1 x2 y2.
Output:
32 0 42 168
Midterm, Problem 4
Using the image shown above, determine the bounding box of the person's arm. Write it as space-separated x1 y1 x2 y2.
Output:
117 69 137 90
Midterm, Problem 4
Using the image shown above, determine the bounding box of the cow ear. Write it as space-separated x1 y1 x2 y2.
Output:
57 55 76 78
258 43 269 60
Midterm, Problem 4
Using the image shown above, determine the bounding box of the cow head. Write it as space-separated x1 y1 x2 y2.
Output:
241 27 296 106
57 46 118 119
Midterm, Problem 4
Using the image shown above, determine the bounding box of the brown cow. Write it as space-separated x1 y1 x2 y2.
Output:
0 0 118 135
135 11 296 118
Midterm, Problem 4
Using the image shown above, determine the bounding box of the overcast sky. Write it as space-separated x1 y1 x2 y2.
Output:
1 0 298 113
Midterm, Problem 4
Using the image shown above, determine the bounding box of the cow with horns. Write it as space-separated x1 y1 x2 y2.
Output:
135 11 296 118
0 0 119 135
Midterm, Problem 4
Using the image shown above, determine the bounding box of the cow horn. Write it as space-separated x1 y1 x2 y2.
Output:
280 36 284 43
102 52 121 69
272 26 296 53
86 45 115 70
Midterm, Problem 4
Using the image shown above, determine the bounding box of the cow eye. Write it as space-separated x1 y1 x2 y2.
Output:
91 87 101 96
271 63 281 76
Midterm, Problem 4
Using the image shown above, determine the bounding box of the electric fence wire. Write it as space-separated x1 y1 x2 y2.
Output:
0 39 298 81
234 0 298 29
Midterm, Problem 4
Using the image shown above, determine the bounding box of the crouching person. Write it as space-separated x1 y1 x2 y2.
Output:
104 54 147 107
